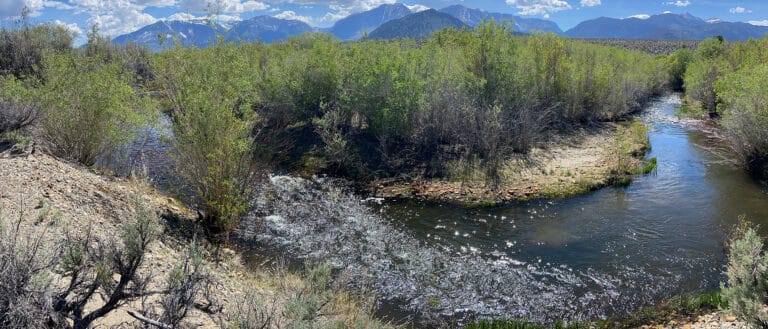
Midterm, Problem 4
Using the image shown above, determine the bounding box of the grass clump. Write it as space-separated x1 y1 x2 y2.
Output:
609 121 653 186
633 157 658 175
227 263 389 329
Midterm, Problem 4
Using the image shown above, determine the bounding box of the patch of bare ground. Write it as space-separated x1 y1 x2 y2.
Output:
372 122 651 206
637 311 749 329
0 152 383 328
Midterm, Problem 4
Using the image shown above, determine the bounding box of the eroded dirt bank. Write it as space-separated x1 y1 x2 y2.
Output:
373 122 651 206
0 152 381 328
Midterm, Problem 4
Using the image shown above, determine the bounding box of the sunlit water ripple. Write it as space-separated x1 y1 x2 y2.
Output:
242 94 768 325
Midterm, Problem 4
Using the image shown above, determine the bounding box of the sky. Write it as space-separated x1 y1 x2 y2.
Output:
1 0 767 44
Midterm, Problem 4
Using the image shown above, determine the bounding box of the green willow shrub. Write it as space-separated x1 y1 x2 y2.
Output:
683 58 722 116
155 42 260 242
158 26 665 187
683 36 768 176
715 64 768 177
0 18 73 80
683 37 729 116
721 220 768 327
665 48 693 91
0 75 38 135
39 54 154 166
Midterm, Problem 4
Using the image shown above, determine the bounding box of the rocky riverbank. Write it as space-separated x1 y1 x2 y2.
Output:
641 311 748 329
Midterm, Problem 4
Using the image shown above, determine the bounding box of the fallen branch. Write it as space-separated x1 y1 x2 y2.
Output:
126 310 173 329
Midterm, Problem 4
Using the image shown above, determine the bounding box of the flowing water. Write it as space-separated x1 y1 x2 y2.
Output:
117 95 768 324
375 94 768 321
248 94 768 324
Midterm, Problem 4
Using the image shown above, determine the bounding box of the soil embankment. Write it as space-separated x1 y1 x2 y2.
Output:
373 122 651 206
0 152 378 328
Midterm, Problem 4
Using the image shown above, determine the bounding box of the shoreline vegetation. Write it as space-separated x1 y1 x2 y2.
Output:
372 120 655 206
2 11 768 328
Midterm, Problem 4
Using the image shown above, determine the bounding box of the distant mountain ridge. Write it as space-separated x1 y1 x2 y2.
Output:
368 9 467 40
566 13 768 40
225 15 313 44
113 5 768 51
112 3 564 49
439 5 562 34
112 20 226 51
326 3 412 40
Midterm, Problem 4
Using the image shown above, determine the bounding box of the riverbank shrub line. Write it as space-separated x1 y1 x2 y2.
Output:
2 19 667 238
681 35 768 178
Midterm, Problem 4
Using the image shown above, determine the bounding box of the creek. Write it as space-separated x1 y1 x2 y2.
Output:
112 94 768 324
248 94 768 324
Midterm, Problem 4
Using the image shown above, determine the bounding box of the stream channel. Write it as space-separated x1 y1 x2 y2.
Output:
118 94 768 325
249 94 768 325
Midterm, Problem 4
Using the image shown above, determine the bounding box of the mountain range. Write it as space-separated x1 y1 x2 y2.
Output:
368 9 467 40
567 13 768 40
323 3 412 41
112 4 768 51
112 20 227 51
439 5 562 34
113 3 568 50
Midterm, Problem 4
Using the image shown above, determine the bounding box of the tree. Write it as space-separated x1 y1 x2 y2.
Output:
155 42 260 242
666 48 693 91
39 53 155 166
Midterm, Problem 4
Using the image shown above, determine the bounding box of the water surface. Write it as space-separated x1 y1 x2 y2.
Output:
376 94 768 320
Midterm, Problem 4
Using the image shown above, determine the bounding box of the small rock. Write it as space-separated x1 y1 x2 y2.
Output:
724 315 737 322
222 247 236 258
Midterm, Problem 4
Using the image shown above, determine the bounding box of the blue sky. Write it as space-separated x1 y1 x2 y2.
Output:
2 0 767 44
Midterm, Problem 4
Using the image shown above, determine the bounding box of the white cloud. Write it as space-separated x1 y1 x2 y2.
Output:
505 0 572 17
319 11 345 22
405 4 430 12
274 10 311 23
663 10 672 14
177 0 267 14
0 0 59 17
0 0 28 17
165 11 241 22
663 1 690 7
627 14 650 20
282 0 396 17
52 19 84 36
729 6 751 14
749 20 768 26
132 0 175 6
65 0 160 36
23 0 269 39
44 1 76 10
296 0 396 23
580 0 600 7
